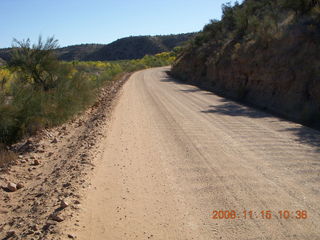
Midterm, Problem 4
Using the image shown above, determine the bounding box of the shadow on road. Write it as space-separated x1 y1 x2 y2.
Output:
201 102 270 118
201 101 320 152
179 89 202 93
160 74 215 95
280 127 320 152
160 75 187 84
161 71 320 153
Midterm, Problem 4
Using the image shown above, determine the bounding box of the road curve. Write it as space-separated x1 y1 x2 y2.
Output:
72 67 320 240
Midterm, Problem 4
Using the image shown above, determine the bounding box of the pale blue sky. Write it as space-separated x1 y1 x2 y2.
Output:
0 0 240 48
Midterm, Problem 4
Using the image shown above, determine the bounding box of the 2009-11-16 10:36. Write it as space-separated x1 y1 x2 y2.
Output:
211 210 308 220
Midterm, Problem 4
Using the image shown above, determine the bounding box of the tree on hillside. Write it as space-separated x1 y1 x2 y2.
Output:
9 36 60 91
280 0 320 15
221 2 238 31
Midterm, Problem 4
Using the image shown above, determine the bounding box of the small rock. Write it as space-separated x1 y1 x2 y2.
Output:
16 182 24 189
35 192 44 198
25 229 34 235
51 138 58 144
0 208 9 214
60 200 69 209
43 220 57 230
63 183 71 188
68 234 76 239
30 224 38 231
51 214 64 222
45 220 57 226
20 160 27 163
6 230 16 237
33 159 40 166
18 155 23 159
7 182 17 192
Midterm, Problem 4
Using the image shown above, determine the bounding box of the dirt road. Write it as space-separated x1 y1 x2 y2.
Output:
68 67 320 240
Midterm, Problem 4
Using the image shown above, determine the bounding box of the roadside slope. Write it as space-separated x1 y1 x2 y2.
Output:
0 74 131 240
171 1 320 128
64 67 320 240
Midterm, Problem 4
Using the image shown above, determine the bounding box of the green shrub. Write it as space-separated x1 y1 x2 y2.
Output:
280 0 319 15
9 36 61 91
0 36 177 145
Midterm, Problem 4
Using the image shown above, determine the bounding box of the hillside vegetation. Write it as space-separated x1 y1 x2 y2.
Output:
55 44 104 61
0 33 194 62
0 58 5 66
0 37 176 154
84 34 194 61
172 0 320 127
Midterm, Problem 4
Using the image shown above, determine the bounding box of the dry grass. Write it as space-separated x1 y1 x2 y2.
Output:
0 144 16 169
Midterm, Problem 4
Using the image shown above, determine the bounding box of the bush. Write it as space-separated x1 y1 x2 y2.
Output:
0 65 96 143
221 2 237 32
9 36 61 91
0 36 177 145
280 0 320 15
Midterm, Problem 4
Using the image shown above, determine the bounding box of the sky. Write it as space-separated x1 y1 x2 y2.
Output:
0 0 240 48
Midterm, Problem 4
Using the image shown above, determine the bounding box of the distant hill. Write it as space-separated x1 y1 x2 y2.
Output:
0 58 5 66
0 33 195 62
85 34 194 61
0 48 11 62
55 44 105 61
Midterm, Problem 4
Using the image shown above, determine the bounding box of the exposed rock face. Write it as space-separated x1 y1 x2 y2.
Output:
172 24 320 128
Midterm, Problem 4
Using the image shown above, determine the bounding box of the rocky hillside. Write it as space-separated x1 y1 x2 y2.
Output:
0 33 194 62
84 34 192 61
171 0 320 128
55 44 104 61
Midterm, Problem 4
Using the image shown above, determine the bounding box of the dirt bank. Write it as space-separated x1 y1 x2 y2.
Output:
0 73 130 240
